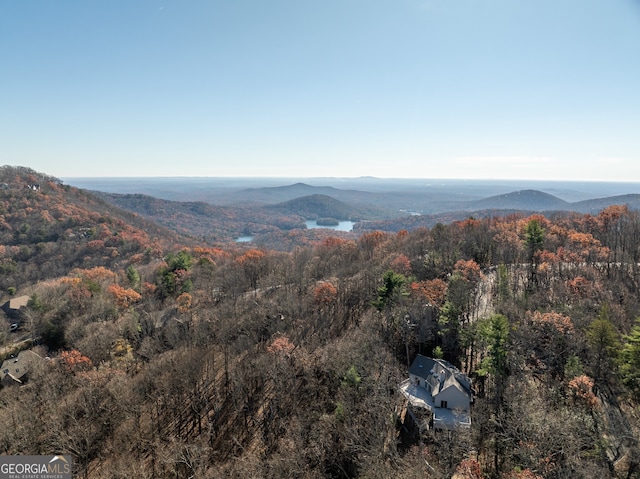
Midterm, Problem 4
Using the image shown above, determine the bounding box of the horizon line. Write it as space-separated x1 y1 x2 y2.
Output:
59 175 640 184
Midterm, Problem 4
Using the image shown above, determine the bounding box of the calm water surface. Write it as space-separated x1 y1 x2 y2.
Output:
305 220 354 232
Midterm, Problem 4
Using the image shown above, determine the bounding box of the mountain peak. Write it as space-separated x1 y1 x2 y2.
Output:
471 189 569 211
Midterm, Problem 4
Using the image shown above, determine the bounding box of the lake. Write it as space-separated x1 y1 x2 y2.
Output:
305 220 355 232
236 221 355 242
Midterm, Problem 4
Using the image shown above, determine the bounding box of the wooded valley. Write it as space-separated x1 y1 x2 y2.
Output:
0 167 639 478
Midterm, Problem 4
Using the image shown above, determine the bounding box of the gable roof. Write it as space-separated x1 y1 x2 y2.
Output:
409 354 436 379
409 354 473 400
435 373 466 396
0 350 42 382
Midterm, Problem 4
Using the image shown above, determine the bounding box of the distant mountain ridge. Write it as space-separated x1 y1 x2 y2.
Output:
354 191 640 232
223 182 459 216
467 190 640 214
267 194 366 220
470 189 570 211
94 185 640 243
226 184 640 216
571 194 640 214
95 192 307 241
237 183 360 205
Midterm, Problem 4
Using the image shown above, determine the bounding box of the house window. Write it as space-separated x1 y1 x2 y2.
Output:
440 400 448 408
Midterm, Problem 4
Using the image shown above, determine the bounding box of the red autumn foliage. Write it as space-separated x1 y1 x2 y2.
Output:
454 259 483 283
107 284 142 309
358 231 388 253
176 292 192 312
502 470 544 479
66 282 93 305
410 278 448 308
72 266 118 284
61 349 93 373
567 276 592 298
390 254 411 275
193 246 229 262
453 458 484 479
86 239 105 251
235 249 266 265
266 335 295 356
142 282 157 295
568 375 598 409
597 204 628 230
313 281 338 304
321 237 352 249
527 310 574 335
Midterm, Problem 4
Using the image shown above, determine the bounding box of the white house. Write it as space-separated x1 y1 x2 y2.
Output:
400 354 472 430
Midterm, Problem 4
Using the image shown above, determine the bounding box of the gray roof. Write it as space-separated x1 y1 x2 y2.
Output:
409 355 437 379
1 350 41 381
409 354 473 399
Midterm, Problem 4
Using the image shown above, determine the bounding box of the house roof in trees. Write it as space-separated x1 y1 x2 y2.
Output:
0 350 42 383
434 373 466 397
409 355 472 400
8 296 30 310
409 354 435 379
2 295 30 319
402 354 473 430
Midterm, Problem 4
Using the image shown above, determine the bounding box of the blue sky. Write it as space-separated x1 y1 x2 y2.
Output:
1 0 639 180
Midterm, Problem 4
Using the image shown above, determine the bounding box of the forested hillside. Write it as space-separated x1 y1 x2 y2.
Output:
1 167 640 478
266 194 363 220
97 192 308 241
0 167 188 290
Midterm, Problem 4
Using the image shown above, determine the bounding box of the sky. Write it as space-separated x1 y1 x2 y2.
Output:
1 0 639 181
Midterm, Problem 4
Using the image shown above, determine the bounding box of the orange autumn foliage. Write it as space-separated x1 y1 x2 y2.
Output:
313 281 338 304
72 266 118 284
176 292 193 312
267 335 295 356
568 375 598 409
453 458 484 479
567 276 592 297
454 259 483 283
107 284 142 309
390 254 411 275
527 310 574 335
235 249 266 265
502 470 544 479
410 278 448 308
61 349 93 373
